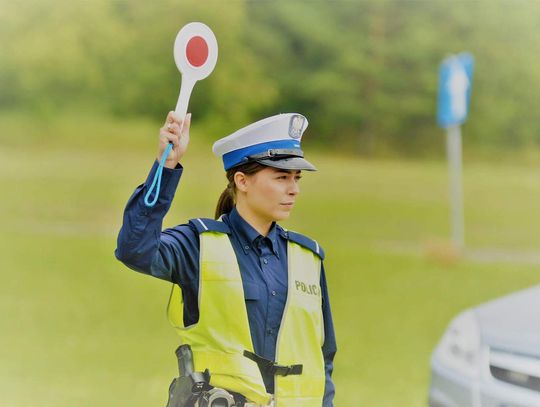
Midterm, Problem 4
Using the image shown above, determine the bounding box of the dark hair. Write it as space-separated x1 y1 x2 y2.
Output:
214 161 267 219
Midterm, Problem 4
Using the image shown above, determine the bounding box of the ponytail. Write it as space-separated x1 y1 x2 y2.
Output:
214 161 267 219
214 184 235 219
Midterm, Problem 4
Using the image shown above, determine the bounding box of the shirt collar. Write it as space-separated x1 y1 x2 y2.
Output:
227 206 279 257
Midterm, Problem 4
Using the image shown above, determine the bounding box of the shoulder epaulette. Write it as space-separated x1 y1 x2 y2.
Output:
188 218 231 234
286 230 325 260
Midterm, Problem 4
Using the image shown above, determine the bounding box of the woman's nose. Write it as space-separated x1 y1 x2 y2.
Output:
288 181 300 195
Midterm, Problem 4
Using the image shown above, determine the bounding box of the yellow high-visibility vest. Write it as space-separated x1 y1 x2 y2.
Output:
167 221 325 406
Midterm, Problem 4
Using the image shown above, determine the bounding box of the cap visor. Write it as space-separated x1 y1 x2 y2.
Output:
255 156 317 171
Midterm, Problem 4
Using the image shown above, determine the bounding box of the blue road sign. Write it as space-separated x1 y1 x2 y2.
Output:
437 53 474 128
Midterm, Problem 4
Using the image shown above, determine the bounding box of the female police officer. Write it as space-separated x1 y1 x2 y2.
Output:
115 111 336 406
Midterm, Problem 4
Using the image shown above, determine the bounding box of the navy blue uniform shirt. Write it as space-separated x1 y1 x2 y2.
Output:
115 161 336 406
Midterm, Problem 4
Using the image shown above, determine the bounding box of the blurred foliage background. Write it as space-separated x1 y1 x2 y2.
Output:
3 0 540 156
3 0 540 406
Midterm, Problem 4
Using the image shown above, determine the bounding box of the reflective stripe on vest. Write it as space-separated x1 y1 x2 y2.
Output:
167 230 325 406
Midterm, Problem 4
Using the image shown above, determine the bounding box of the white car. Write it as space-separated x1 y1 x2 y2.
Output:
429 285 540 407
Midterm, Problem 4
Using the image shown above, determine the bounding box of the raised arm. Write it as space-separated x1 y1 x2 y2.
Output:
114 111 197 284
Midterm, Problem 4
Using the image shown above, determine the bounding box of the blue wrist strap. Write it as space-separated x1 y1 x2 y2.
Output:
144 143 174 207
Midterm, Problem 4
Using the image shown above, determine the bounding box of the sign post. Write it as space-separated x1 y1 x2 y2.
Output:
437 53 474 251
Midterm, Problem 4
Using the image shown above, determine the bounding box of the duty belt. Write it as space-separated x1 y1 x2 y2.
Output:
243 350 303 376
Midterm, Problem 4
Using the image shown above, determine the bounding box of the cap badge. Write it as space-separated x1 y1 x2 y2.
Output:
289 115 305 139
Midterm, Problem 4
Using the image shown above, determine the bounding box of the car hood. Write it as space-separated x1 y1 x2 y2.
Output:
474 284 540 357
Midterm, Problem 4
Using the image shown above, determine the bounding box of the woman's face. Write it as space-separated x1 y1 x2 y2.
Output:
239 166 302 222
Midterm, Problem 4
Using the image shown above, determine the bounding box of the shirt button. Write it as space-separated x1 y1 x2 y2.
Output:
263 259 268 264
244 245 249 250
267 329 274 335
271 290 276 296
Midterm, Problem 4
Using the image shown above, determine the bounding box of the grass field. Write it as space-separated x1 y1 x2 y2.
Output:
2 112 540 406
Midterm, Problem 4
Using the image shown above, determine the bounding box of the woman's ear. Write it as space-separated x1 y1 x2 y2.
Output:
234 172 249 193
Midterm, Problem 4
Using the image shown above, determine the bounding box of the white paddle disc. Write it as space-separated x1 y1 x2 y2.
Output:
173 22 218 119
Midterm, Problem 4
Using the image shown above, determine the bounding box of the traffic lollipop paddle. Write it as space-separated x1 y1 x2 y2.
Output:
145 22 218 207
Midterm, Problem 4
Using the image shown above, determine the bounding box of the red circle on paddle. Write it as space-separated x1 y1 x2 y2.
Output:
186 36 209 67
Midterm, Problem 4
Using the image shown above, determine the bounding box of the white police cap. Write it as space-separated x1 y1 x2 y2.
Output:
212 113 316 171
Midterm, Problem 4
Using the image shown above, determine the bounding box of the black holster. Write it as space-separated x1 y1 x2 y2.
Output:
166 345 210 407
